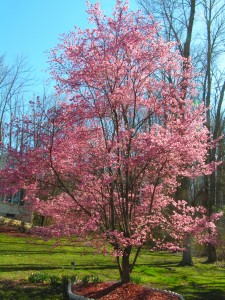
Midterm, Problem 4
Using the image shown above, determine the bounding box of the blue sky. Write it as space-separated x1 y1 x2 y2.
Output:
1 0 138 93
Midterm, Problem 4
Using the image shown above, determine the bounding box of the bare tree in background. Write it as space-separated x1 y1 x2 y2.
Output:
0 55 33 148
24 92 58 149
0 55 57 165
138 0 225 264
0 55 58 208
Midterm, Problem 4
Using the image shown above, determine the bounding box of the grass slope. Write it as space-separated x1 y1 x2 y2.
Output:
0 231 224 300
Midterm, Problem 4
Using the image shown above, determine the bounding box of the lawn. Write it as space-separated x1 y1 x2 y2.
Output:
0 229 224 300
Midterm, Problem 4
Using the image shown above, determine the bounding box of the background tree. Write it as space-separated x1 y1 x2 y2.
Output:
0 55 33 175
137 0 225 264
0 55 56 205
0 55 32 145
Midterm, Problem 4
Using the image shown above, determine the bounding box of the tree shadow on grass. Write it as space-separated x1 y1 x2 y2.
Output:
0 265 61 272
190 290 225 300
0 242 96 255
0 263 117 273
0 249 64 255
144 261 178 267
71 263 117 271
172 284 225 300
0 280 66 300
182 289 225 300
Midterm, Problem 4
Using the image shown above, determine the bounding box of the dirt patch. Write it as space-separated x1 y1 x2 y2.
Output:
72 282 181 300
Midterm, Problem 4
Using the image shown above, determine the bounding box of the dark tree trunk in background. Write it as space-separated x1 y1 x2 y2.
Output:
179 235 194 266
205 243 217 263
176 177 194 266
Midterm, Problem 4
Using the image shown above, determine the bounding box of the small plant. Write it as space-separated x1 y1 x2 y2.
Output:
49 275 61 289
82 274 100 286
82 275 91 286
91 274 100 284
28 272 48 283
131 275 142 285
70 274 78 283
61 275 69 295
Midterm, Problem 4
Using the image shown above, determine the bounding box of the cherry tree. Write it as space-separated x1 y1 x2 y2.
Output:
0 0 222 283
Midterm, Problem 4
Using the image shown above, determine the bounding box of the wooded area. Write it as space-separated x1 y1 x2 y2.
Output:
138 0 225 264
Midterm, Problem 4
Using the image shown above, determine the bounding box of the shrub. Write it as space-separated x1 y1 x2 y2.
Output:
28 272 48 283
61 275 69 295
70 274 78 284
49 275 61 289
82 274 100 286
91 274 100 284
82 275 91 286
131 275 142 284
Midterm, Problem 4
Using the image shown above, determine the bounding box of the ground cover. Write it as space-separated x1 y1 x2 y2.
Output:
0 280 66 300
0 226 224 299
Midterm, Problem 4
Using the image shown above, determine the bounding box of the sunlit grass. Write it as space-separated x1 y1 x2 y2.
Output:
0 231 225 299
0 233 118 282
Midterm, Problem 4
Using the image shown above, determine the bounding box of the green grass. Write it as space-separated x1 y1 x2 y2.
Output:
0 232 225 299
0 280 66 300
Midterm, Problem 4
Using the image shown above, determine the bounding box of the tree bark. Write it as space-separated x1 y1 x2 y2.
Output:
176 178 194 266
120 252 131 283
179 234 194 266
117 247 132 283
205 243 217 263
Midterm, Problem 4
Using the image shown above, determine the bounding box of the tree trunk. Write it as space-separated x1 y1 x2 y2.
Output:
176 178 194 266
205 243 217 263
117 247 132 283
204 174 218 263
179 235 194 266
120 253 131 283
